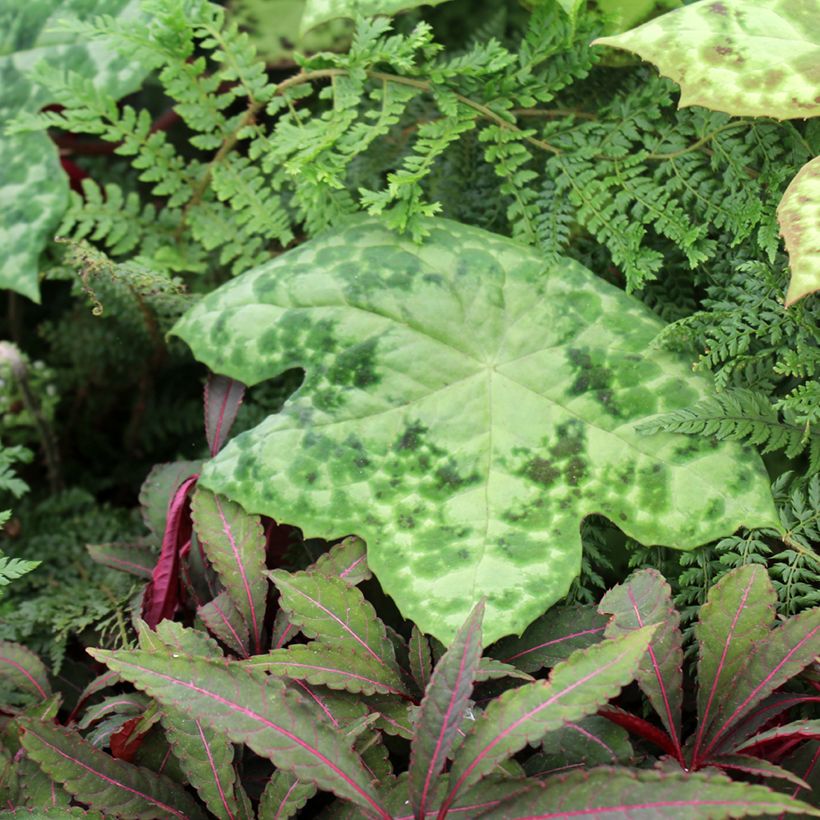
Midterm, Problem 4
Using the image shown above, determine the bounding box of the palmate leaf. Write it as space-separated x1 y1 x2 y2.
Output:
481 767 820 819
599 569 684 759
18 719 206 820
440 627 655 813
173 216 779 645
409 601 484 819
0 0 150 301
778 156 820 306
89 648 390 817
191 488 268 654
692 564 775 763
593 0 820 120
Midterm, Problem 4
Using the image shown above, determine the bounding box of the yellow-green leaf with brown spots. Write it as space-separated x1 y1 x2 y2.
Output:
172 216 779 645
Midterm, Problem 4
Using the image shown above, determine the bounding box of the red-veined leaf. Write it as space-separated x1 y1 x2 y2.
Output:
525 715 633 777
409 626 433 693
488 605 608 673
259 770 317 819
779 741 820 820
77 694 149 730
67 670 120 724
475 658 534 683
89 648 390 818
312 536 371 585
18 718 206 819
142 475 198 628
713 753 811 789
198 591 251 658
698 605 820 761
87 541 155 579
409 601 484 820
17 755 72 809
599 569 684 760
245 642 409 697
479 767 820 819
0 641 50 702
440 627 655 816
693 565 776 765
205 374 245 457
269 570 400 680
366 695 416 740
191 488 268 654
713 692 820 754
734 719 820 753
141 618 223 658
291 679 369 729
272 537 372 652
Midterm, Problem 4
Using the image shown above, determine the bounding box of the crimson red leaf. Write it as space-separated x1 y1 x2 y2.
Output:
205 374 245 457
142 475 198 627
598 706 679 758
110 717 146 762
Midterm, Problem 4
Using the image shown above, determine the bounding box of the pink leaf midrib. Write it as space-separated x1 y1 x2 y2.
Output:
109 657 387 817
24 727 188 818
215 496 261 653
500 626 605 664
417 615 481 818
0 654 48 700
196 719 235 820
439 647 632 818
626 587 680 757
693 571 756 762
258 660 403 695
702 623 820 760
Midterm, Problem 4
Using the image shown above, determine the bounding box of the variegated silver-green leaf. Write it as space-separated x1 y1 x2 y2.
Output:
0 0 148 301
593 0 820 121
173 216 778 645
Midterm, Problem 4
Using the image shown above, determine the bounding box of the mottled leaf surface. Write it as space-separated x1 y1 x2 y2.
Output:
778 156 820 307
481 767 820 819
173 216 778 644
593 0 820 120
599 569 684 758
300 0 453 35
0 0 149 300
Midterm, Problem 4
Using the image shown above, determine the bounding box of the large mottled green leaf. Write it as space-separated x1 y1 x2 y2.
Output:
300 0 453 35
778 156 820 307
173 216 779 645
89 648 389 817
0 0 150 301
18 718 206 820
482 767 820 819
593 0 820 120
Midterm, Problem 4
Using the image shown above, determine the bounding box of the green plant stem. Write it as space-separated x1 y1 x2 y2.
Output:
646 120 754 161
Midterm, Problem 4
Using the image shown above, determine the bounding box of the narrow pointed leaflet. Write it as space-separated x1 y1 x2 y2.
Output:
692 564 775 764
599 569 684 762
89 647 389 817
409 601 485 819
439 626 656 816
19 718 206 820
205 374 246 457
191 488 268 654
174 216 777 644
